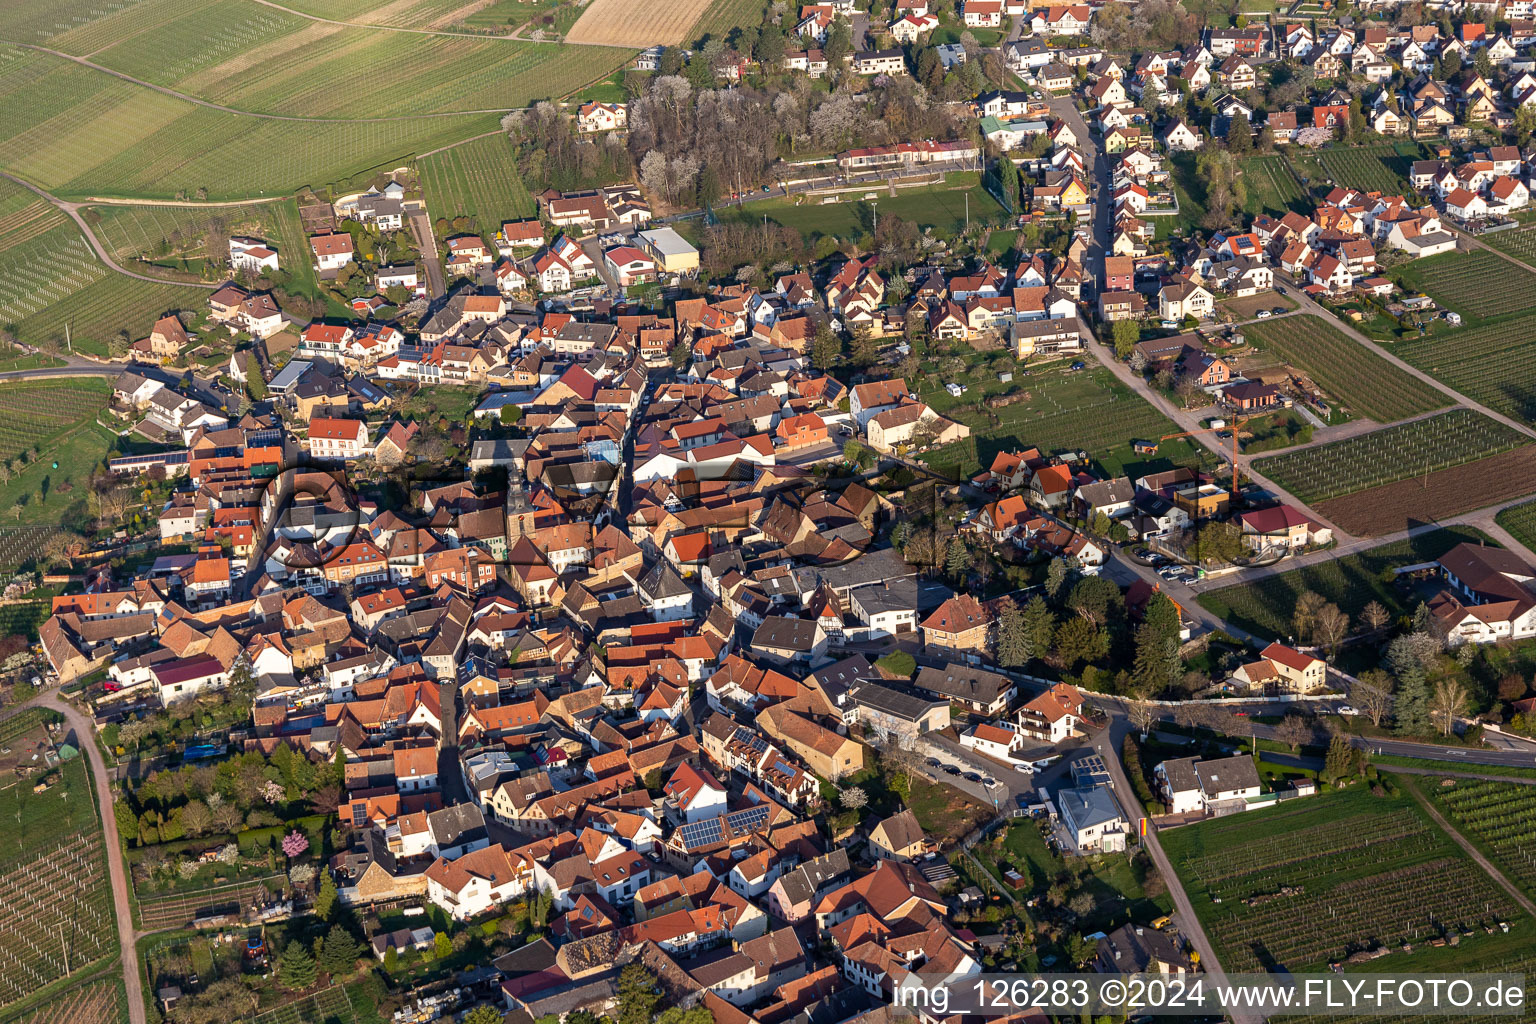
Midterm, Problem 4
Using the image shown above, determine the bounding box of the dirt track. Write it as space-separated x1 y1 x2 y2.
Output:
565 0 713 46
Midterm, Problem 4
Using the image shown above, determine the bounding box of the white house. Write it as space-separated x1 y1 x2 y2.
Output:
577 101 628 133
1015 682 1084 743
307 416 371 460
960 720 1025 760
310 232 355 272
229 237 279 274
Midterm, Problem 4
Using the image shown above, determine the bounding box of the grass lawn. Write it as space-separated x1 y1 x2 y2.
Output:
905 776 991 845
0 380 117 529
916 362 1211 482
971 818 1171 931
1196 525 1491 638
714 172 1007 241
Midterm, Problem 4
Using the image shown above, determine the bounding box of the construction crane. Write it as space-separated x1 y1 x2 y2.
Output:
1157 414 1256 504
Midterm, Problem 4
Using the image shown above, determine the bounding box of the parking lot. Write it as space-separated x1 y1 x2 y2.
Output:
1132 545 1203 582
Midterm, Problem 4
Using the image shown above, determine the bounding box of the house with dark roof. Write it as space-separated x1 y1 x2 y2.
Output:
867 808 928 862
912 663 1015 715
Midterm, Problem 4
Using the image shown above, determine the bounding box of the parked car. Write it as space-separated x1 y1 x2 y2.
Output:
1337 705 1359 716
1256 310 1272 319
963 772 983 783
943 764 962 776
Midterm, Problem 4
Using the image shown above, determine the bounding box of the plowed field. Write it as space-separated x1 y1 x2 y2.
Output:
566 0 714 45
1314 446 1536 536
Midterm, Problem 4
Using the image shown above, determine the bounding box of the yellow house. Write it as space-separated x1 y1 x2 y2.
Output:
1060 176 1091 207
636 227 699 275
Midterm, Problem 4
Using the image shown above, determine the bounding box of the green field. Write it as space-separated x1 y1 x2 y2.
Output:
1162 786 1523 973
1390 249 1536 324
1196 525 1490 638
1240 154 1306 217
1393 312 1536 427
1481 225 1536 266
1242 315 1448 423
82 197 317 293
1252 409 1528 504
0 379 116 529
0 711 118 1011
1285 140 1425 196
1495 497 1536 553
1428 778 1536 902
418 133 536 231
715 172 1008 241
918 365 1208 481
687 0 766 45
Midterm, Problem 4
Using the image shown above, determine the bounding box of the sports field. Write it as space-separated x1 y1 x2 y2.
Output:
716 173 1006 241
1241 315 1447 423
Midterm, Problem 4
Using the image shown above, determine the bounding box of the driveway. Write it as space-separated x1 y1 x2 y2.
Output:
407 208 446 299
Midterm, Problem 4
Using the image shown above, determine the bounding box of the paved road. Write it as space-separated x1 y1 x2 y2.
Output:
1088 718 1264 1024
408 209 447 300
2 172 208 289
40 694 147 1024
0 362 126 382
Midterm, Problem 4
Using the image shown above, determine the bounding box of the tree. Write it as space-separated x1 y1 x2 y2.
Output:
1021 596 1056 660
1393 668 1433 735
314 871 338 923
1111 317 1140 359
997 154 1020 210
945 536 970 580
1274 714 1311 752
1430 678 1469 737
1292 590 1327 643
1359 600 1390 635
432 930 452 959
276 940 317 992
1321 732 1361 786
281 830 309 858
1054 616 1107 669
696 162 722 208
839 786 867 809
810 325 841 370
383 947 398 973
1314 602 1349 657
617 964 662 1024
668 339 690 369
995 597 1028 667
318 924 361 977
1353 668 1395 728
824 20 853 66
464 1007 506 1024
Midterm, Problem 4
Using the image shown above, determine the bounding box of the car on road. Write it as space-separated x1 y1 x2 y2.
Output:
1233 710 1249 716
963 772 983 783
762 185 771 193
943 764 961 775
1256 310 1272 319
1337 705 1359 716
926 757 942 768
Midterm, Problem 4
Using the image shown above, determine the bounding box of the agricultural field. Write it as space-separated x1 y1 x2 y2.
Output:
81 198 316 292
135 876 287 932
918 365 1207 481
568 0 714 46
1495 497 1536 553
1394 312 1536 426
0 45 499 200
1390 249 1536 323
1481 225 1536 267
1163 787 1522 973
1429 779 1536 901
418 134 537 233
1252 409 1528 504
1239 154 1306 217
1196 525 1489 637
0 974 125 1024
715 172 1007 241
1316 446 1536 537
1241 315 1448 423
1285 141 1424 196
686 0 767 44
0 380 117 529
0 713 118 1011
